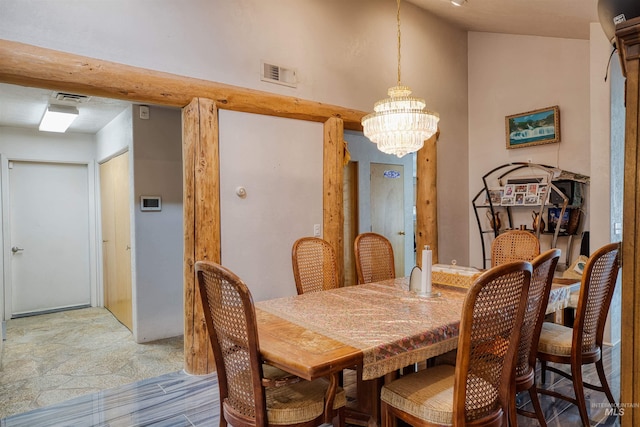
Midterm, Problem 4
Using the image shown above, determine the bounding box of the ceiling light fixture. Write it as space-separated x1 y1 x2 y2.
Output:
39 104 79 133
451 0 466 6
362 0 439 158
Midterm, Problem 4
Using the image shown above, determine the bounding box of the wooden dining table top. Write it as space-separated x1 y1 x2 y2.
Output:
255 275 579 383
256 277 465 381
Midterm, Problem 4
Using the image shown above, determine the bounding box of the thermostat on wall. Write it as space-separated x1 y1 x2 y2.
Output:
140 196 162 211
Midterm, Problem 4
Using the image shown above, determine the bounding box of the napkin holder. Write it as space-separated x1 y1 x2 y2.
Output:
409 265 441 298
409 266 422 292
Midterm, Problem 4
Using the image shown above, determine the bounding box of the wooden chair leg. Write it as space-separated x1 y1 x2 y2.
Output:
508 392 518 427
380 401 396 427
528 386 548 427
595 358 616 406
571 363 591 426
334 406 345 427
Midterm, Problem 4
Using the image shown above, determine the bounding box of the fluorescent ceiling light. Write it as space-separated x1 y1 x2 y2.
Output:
451 0 465 6
39 104 79 133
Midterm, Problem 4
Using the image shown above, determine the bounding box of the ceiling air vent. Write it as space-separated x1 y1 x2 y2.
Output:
261 61 297 88
53 92 91 103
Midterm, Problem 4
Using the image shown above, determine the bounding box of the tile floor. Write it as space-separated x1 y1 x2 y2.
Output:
0 307 623 426
0 307 183 419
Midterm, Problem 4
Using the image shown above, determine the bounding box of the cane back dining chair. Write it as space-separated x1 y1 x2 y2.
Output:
536 242 620 426
491 230 540 268
509 249 561 427
380 261 532 427
291 237 340 295
354 232 395 285
195 260 346 427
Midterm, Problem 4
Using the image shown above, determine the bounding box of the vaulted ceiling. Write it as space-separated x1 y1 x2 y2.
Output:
0 0 602 134
408 0 599 40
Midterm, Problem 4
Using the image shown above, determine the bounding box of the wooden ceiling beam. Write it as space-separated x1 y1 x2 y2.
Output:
0 39 366 131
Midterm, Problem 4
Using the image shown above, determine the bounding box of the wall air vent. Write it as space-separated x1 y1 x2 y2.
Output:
261 61 297 88
53 92 91 103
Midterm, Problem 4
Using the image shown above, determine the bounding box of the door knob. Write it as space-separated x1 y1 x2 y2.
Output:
398 231 406 235
11 246 24 253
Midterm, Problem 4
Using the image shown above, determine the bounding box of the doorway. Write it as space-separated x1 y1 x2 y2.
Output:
100 152 133 331
370 163 405 277
4 160 92 318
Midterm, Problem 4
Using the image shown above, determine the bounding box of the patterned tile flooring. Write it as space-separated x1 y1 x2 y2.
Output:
0 308 623 426
0 308 184 419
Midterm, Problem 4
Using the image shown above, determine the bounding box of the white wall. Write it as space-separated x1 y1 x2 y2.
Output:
0 0 471 269
219 111 323 302
468 32 592 268
131 105 184 341
0 127 96 161
96 106 133 163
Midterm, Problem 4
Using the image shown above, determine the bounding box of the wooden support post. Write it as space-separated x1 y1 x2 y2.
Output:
415 132 440 265
324 117 345 286
615 18 640 425
182 97 220 375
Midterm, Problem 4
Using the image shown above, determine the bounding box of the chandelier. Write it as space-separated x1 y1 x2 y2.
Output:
362 0 440 158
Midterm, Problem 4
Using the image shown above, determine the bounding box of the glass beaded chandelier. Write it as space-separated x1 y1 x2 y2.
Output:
362 0 440 158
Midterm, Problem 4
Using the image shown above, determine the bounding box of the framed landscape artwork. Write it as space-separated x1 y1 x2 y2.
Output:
506 105 560 149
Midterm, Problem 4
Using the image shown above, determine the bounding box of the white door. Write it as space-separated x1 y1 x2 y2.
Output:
370 163 405 277
8 161 91 317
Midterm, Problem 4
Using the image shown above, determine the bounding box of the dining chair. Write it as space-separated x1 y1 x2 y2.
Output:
354 232 395 285
509 248 561 427
195 260 346 427
536 242 620 426
291 237 340 295
380 261 532 427
491 230 540 267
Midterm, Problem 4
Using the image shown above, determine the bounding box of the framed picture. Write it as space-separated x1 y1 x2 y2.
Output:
485 188 503 205
501 196 514 206
537 184 549 203
514 184 527 193
503 184 514 197
524 195 540 205
505 105 560 149
515 193 525 205
548 207 571 233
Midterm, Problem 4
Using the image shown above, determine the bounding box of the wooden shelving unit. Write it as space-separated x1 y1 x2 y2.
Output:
472 162 588 269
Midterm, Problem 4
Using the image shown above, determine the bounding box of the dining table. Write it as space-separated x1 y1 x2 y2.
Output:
255 274 579 426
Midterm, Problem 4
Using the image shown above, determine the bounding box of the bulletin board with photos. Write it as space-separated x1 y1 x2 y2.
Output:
484 181 550 207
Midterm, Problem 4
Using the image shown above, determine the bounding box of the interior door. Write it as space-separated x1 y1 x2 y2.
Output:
370 163 405 277
9 160 91 316
100 152 132 330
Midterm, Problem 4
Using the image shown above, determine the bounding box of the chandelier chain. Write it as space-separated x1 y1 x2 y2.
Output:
397 0 402 87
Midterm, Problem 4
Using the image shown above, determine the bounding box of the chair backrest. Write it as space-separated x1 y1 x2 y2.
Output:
291 237 339 295
573 242 620 356
354 232 395 285
516 249 561 381
195 260 268 427
453 261 532 425
491 230 541 267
